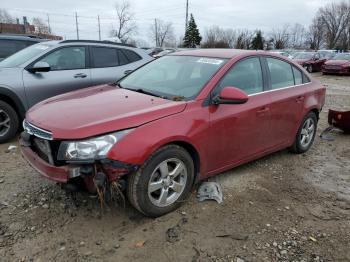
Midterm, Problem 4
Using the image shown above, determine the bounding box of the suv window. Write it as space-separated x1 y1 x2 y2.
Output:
292 67 303 85
117 49 129 65
123 49 141 63
217 57 263 95
92 47 119 68
0 40 28 58
267 58 294 89
40 46 86 70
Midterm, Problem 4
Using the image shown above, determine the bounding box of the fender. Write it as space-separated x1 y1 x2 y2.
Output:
0 86 26 119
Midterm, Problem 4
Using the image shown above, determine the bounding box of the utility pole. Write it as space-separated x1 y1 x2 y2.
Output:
154 18 158 46
47 14 51 34
97 15 101 40
185 0 189 33
75 12 79 40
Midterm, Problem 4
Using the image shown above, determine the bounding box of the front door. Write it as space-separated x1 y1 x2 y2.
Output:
23 46 91 107
206 57 272 174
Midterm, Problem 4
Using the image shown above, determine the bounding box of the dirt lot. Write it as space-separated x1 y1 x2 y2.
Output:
0 73 349 262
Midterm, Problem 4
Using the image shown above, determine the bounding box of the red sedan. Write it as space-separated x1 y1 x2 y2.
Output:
20 49 326 217
292 51 327 73
322 53 350 75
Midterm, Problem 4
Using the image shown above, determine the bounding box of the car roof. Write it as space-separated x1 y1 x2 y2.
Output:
0 34 45 42
171 49 272 59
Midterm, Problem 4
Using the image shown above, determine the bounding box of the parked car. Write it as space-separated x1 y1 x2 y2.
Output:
146 47 164 56
0 34 46 62
292 51 328 73
0 40 153 143
20 49 325 217
318 50 336 60
269 50 289 57
153 48 177 58
322 53 350 75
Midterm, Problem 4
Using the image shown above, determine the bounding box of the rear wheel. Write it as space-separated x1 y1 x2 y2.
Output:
305 64 313 73
0 101 19 143
290 112 317 154
127 145 194 217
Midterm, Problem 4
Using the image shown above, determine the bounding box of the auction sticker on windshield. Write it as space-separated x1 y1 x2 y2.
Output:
196 58 224 65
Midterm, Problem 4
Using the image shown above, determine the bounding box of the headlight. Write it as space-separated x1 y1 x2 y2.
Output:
57 129 133 161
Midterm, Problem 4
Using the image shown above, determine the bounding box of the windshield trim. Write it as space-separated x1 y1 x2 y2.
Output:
119 55 229 101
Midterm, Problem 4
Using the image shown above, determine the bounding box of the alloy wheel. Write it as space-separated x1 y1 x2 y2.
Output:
300 118 315 147
0 109 10 137
148 158 187 207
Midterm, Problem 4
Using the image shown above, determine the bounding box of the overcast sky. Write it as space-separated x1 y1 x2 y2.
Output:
2 0 344 46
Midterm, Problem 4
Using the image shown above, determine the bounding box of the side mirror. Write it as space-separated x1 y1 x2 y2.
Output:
28 61 51 73
212 86 249 105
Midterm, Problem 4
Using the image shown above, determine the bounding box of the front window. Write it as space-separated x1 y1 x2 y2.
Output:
293 52 314 60
332 53 350 61
0 43 52 67
40 46 86 70
119 56 227 99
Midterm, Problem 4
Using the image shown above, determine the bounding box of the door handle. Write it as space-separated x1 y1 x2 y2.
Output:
124 70 133 75
256 106 269 115
74 73 87 78
296 96 305 103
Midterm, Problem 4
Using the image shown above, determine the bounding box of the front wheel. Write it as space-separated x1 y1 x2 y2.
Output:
0 101 19 143
127 145 194 217
290 112 317 154
305 64 313 73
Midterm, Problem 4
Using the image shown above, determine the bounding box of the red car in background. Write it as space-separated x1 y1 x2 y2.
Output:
292 52 328 73
322 53 350 75
20 50 326 217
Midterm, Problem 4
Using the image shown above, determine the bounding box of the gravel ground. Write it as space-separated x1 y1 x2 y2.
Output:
0 73 349 262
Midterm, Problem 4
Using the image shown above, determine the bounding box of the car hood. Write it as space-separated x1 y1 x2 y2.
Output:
324 60 350 66
26 85 187 139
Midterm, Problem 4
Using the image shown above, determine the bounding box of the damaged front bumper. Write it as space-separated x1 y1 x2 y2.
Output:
19 133 139 192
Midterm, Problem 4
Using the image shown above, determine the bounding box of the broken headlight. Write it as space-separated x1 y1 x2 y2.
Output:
57 129 133 161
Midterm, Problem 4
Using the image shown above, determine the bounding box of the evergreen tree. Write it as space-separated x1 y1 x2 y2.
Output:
251 30 264 50
183 14 202 48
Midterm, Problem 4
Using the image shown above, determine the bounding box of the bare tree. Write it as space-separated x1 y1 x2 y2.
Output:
32 17 50 34
202 26 236 48
150 19 175 47
270 24 290 49
289 23 307 49
111 0 137 43
318 1 350 49
307 16 324 50
234 29 253 49
0 9 14 23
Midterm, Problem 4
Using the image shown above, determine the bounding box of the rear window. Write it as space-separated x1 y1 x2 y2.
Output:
292 67 303 85
92 47 119 68
123 49 141 63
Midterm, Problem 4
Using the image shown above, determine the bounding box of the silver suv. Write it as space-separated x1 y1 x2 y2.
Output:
0 40 153 143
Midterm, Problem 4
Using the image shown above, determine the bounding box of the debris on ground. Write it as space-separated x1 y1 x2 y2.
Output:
197 181 223 204
216 233 249 240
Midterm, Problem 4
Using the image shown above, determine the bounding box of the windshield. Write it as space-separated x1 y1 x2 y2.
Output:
293 52 314 59
0 43 52 67
332 53 350 61
120 56 227 99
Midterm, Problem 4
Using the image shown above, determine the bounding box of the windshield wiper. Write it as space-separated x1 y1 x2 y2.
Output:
134 88 168 99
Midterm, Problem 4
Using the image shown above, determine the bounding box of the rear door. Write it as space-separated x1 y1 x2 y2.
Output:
23 46 92 107
265 57 307 147
206 56 272 173
89 46 144 86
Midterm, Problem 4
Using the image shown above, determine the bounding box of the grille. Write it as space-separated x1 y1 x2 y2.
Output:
23 120 53 140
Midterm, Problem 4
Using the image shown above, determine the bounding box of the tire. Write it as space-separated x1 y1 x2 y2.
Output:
0 101 19 143
290 112 317 154
305 64 313 73
127 144 194 217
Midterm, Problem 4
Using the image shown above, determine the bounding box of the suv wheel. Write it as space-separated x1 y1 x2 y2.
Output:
290 112 317 154
127 145 194 217
0 101 19 143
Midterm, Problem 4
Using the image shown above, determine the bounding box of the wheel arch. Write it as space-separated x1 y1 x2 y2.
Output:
0 86 26 120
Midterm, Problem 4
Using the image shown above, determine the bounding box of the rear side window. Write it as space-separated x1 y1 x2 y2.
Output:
92 47 119 68
292 67 303 85
217 57 263 95
267 58 294 89
123 49 141 63
0 40 27 58
117 50 129 65
40 46 86 70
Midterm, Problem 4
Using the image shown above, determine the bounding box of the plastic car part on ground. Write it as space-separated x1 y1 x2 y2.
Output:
197 182 223 204
320 109 350 141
